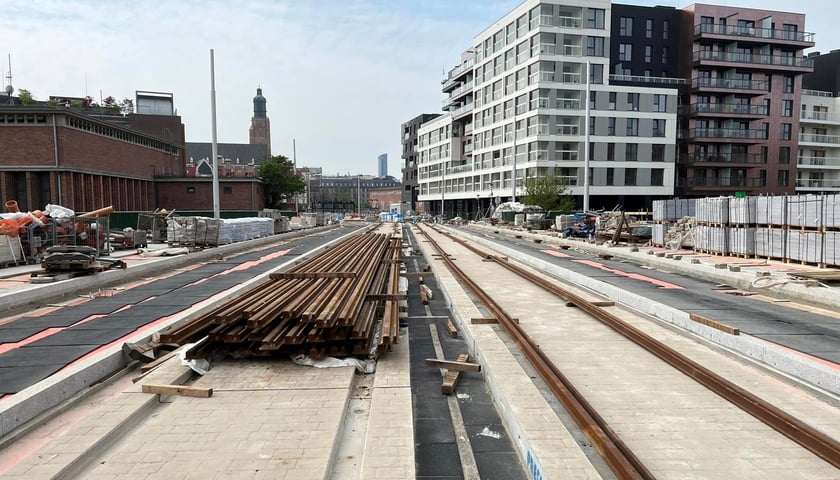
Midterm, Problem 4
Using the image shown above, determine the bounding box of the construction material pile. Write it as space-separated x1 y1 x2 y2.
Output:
160 232 402 360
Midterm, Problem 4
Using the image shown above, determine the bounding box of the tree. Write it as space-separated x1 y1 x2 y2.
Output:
17 89 36 105
257 155 306 209
119 98 134 115
523 169 576 212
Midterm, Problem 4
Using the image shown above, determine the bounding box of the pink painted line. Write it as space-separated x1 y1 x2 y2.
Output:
573 259 683 289
219 249 291 274
541 249 570 258
0 328 64 355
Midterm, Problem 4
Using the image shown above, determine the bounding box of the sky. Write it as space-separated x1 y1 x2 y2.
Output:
2 0 838 177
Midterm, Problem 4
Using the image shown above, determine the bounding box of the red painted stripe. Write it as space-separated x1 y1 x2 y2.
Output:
541 249 570 258
573 259 683 289
0 327 64 355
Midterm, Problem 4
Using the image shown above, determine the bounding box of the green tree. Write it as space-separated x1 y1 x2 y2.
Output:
257 155 306 209
523 169 577 212
17 89 36 104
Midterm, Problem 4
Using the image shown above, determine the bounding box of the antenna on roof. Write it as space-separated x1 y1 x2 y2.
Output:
5 54 13 98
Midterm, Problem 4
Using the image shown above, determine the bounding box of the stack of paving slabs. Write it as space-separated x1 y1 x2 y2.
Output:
757 196 788 225
160 232 402 359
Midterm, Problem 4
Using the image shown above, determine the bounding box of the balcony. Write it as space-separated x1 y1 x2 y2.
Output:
609 74 687 86
694 23 815 46
689 103 769 116
445 58 474 83
682 176 761 188
800 133 840 145
527 124 550 136
532 43 583 57
801 111 840 124
556 98 581 110
692 77 769 93
681 152 765 164
802 89 834 98
798 156 840 169
449 163 473 174
688 128 767 141
451 102 474 120
556 125 580 136
692 50 814 71
796 178 840 190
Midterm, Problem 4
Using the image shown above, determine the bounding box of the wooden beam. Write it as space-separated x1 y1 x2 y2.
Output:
141 384 213 398
425 358 481 373
270 271 357 279
446 319 458 337
442 354 469 395
471 317 498 324
689 313 740 335
565 300 615 307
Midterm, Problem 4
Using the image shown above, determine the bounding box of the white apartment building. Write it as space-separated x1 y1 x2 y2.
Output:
416 0 678 215
798 89 840 192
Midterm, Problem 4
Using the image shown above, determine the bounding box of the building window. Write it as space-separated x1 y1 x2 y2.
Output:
607 142 616 161
645 19 653 38
645 45 652 63
625 168 638 185
608 92 616 110
619 43 632 62
187 186 196 193
223 186 233 194
783 75 794 93
590 64 603 84
661 46 668 64
586 8 605 29
627 93 639 111
781 123 792 140
652 119 666 137
663 20 669 39
626 143 638 160
777 170 789 187
653 94 667 112
608 117 616 136
779 147 791 164
627 118 639 136
587 37 605 57
651 169 664 186
589 90 596 109
606 168 614 185
652 144 665 162
620 17 633 36
589 116 596 135
782 99 793 117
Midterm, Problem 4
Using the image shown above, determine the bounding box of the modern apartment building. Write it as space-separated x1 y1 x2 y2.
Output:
798 89 840 192
401 113 440 210
416 0 680 215
676 4 814 196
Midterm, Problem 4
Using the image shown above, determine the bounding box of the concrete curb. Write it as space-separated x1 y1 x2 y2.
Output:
0 225 360 438
450 226 840 396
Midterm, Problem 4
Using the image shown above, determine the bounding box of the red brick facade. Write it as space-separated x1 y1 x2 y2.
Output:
156 178 266 211
368 188 402 211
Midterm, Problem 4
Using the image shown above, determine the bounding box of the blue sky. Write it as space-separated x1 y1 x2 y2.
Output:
2 0 837 176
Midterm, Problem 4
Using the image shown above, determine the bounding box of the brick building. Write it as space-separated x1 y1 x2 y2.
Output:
155 176 266 211
368 188 402 211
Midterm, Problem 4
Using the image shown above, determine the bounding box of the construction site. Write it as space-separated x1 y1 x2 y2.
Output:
0 194 838 479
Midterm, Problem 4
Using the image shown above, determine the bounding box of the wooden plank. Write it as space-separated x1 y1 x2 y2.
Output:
446 319 458 338
269 271 357 279
425 358 481 373
442 354 469 395
140 350 179 373
141 384 213 398
420 285 433 301
471 317 498 324
689 313 740 335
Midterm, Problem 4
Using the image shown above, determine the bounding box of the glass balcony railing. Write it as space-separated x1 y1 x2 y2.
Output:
798 156 840 166
801 111 840 122
690 103 769 115
693 50 814 68
695 23 815 43
693 77 769 91
796 179 840 189
690 128 768 139
686 152 765 164
800 133 840 144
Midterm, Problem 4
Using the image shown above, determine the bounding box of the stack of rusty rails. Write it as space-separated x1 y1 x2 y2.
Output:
159 232 402 359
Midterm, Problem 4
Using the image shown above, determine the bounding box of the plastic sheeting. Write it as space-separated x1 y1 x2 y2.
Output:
291 354 376 374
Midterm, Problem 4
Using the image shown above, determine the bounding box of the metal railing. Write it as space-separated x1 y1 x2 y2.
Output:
690 128 768 140
801 111 840 122
695 23 815 43
690 103 768 115
685 152 765 164
609 74 686 85
693 50 814 68
800 133 840 144
693 77 769 91
802 89 834 98
796 178 840 189
798 156 840 166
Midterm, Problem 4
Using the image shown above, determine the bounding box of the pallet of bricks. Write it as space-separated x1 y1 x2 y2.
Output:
167 216 221 248
784 194 838 268
651 199 696 248
693 197 730 255
727 196 757 258
824 194 840 268
755 196 787 262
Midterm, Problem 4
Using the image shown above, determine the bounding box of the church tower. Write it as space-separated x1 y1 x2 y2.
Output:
249 87 271 155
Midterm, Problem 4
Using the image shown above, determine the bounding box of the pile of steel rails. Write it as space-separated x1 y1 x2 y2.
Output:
160 232 403 359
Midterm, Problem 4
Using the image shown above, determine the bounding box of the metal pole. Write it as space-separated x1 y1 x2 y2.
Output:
583 59 591 213
293 139 299 215
210 49 220 219
441 162 445 217
357 175 361 217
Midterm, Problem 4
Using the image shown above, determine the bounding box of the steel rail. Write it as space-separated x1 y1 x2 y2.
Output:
436 226 840 470
416 224 653 480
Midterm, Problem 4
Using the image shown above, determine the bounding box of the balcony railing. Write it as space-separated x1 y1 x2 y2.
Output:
798 156 840 167
558 16 582 28
450 163 473 174
800 133 840 144
532 14 582 29
527 124 550 136
556 125 580 136
802 89 834 98
683 176 759 187
531 98 550 109
796 179 840 189
532 43 582 56
690 103 769 115
693 50 814 68
556 98 581 110
693 77 769 91
685 152 765 164
451 102 474 118
446 58 475 81
609 74 686 85
690 128 768 140
801 111 840 122
694 23 815 43
463 143 474 153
